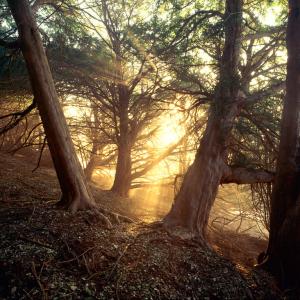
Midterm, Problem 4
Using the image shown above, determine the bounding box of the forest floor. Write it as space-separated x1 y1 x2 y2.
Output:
0 152 285 299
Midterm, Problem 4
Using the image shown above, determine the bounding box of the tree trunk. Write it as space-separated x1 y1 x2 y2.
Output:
111 84 132 197
84 103 101 182
163 0 243 240
111 140 132 196
264 0 300 289
84 142 99 182
8 0 95 212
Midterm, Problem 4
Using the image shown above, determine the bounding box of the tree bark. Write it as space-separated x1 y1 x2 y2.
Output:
111 84 132 197
111 140 132 196
84 103 101 182
8 0 96 212
84 142 99 182
263 0 300 289
163 0 243 240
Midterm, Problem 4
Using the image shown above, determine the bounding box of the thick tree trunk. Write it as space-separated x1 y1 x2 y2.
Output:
163 0 243 239
8 0 95 212
111 140 132 196
264 1 300 289
111 84 132 197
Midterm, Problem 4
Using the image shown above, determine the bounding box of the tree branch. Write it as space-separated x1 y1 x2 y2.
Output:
131 134 187 180
0 99 36 135
221 165 275 184
0 38 20 49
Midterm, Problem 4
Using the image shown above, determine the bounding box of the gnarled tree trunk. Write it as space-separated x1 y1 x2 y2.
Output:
163 0 243 240
8 0 95 212
264 0 300 289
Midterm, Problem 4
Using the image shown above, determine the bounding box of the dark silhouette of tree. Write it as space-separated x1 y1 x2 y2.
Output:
263 0 300 290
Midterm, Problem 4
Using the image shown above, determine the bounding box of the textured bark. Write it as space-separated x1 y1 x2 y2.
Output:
264 0 300 289
163 0 243 239
111 84 132 197
8 0 95 212
111 140 132 196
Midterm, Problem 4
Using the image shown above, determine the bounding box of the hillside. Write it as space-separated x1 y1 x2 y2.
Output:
0 153 281 299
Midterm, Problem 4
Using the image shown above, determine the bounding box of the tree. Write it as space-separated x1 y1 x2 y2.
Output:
263 0 300 290
61 0 185 196
158 0 287 242
7 0 95 212
163 0 244 241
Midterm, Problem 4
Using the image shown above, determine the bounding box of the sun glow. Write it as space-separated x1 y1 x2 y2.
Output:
154 106 186 149
156 120 183 148
128 107 188 221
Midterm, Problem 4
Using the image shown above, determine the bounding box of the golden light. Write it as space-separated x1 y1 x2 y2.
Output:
155 120 182 148
154 105 186 149
128 104 190 220
63 97 190 220
64 106 79 118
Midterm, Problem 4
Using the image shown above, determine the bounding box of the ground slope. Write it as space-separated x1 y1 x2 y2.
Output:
0 153 281 299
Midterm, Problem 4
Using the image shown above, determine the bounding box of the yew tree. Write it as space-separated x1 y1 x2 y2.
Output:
7 0 96 212
161 0 285 241
163 0 245 241
63 0 184 196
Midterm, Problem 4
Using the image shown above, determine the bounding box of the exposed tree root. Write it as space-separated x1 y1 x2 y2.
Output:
137 221 209 248
56 194 134 229
81 210 113 229
98 207 135 224
162 222 210 248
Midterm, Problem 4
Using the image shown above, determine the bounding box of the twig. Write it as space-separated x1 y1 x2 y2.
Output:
28 206 36 223
31 261 47 300
0 99 36 135
32 137 47 172
107 244 130 279
19 234 53 250
82 253 92 275
57 246 95 265
22 288 34 300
